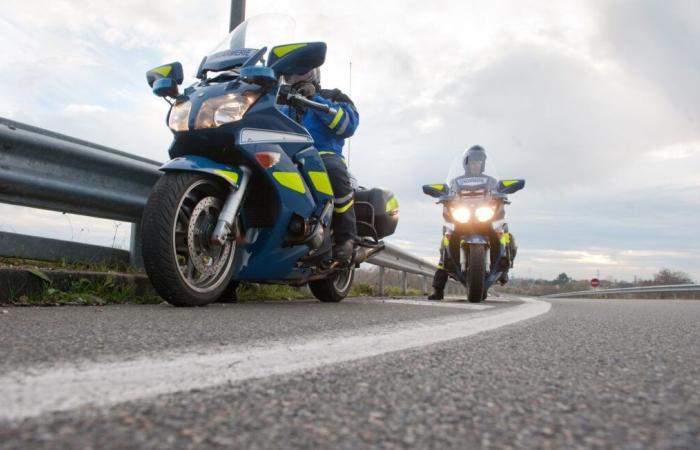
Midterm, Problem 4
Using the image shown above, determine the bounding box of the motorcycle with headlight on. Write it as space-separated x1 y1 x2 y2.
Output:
422 153 524 302
140 15 398 306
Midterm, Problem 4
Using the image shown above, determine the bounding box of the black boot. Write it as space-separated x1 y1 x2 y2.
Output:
333 240 354 262
498 271 509 285
428 288 444 300
429 268 448 300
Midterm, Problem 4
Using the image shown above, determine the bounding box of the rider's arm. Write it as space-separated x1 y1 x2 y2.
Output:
307 94 360 138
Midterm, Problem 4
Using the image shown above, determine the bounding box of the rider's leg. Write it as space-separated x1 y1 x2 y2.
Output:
322 154 357 261
498 231 516 284
428 233 450 300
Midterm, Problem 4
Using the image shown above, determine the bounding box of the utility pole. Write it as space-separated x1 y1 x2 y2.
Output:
230 0 246 32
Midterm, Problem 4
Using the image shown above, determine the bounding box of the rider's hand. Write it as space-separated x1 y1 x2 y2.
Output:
294 82 316 98
276 84 292 105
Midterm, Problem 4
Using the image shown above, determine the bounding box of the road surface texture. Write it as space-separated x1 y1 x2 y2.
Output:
1 296 698 449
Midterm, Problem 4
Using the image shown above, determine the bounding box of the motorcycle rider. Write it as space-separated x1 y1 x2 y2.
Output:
428 145 516 300
279 67 360 262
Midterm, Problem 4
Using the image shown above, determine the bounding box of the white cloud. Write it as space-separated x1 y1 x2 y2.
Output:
63 104 108 115
644 141 700 161
414 117 443 133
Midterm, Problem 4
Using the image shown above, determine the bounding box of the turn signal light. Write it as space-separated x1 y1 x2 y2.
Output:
254 152 281 168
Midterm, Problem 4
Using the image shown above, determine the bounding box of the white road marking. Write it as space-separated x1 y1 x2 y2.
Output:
0 297 550 422
365 298 494 310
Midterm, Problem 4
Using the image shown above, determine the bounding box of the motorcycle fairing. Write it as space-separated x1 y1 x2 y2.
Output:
167 87 313 161
164 93 331 281
459 234 489 245
160 155 243 188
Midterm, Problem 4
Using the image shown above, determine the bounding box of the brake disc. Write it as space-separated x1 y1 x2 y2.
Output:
186 196 232 276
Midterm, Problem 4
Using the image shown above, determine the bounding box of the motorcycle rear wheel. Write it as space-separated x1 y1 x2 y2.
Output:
142 172 237 307
467 244 486 303
309 267 355 303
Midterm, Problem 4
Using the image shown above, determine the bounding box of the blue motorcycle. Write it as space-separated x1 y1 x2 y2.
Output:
423 151 524 302
141 15 398 306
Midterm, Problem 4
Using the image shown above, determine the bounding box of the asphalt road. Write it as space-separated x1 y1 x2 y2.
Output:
1 296 699 449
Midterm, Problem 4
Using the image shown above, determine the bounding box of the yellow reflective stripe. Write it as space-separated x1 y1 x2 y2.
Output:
502 180 518 187
328 107 345 129
272 172 306 193
213 169 239 185
318 151 336 156
334 199 354 214
500 232 511 245
437 264 445 270
272 43 307 57
385 196 399 213
430 184 445 191
152 65 172 77
308 171 334 196
441 236 449 247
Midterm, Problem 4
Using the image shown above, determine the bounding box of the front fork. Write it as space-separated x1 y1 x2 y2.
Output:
210 166 252 246
459 236 489 273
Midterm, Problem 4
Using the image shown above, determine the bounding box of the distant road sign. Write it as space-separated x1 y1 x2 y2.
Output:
591 278 600 288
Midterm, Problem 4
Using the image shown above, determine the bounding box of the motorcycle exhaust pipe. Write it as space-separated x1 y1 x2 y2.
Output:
210 166 251 246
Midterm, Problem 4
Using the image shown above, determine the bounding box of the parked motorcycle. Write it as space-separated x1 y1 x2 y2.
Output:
423 152 524 302
141 15 398 306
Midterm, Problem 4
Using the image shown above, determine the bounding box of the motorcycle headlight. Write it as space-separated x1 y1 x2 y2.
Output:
451 207 471 223
475 206 495 222
195 92 260 129
168 100 191 132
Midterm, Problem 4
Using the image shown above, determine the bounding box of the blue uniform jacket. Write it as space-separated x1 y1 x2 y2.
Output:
279 90 359 158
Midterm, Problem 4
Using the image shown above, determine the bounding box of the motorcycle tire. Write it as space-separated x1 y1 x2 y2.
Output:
142 172 237 307
309 267 355 303
467 244 486 303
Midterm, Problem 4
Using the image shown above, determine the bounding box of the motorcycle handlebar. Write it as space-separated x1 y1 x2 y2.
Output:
289 94 337 115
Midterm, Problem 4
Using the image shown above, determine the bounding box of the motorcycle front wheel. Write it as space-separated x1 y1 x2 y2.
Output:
309 267 355 303
466 244 487 303
142 172 237 307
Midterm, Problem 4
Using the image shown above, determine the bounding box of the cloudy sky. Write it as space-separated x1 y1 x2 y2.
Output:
1 0 698 281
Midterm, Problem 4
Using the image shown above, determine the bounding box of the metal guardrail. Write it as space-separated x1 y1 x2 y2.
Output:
0 117 162 222
0 117 457 294
0 117 161 265
543 284 700 298
368 244 436 277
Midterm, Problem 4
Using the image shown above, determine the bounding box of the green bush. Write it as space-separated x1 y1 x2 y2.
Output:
236 283 309 301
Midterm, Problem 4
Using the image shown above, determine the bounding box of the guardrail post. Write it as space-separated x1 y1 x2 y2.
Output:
130 222 143 269
378 266 385 296
400 271 407 295
421 275 427 295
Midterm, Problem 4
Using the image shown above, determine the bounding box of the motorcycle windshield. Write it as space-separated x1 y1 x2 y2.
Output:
445 148 501 193
206 14 296 65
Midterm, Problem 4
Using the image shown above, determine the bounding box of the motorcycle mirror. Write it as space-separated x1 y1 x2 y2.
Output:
146 62 184 88
422 184 448 198
267 42 327 76
497 179 525 194
151 78 179 97
240 66 277 88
